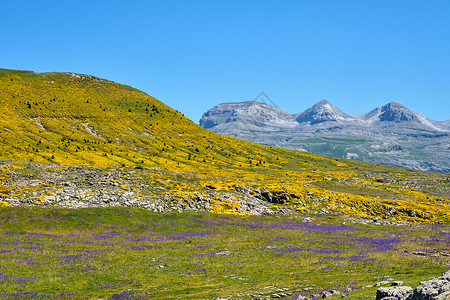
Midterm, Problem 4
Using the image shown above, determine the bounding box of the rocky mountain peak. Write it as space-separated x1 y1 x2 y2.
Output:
295 100 352 124
199 101 295 130
385 101 406 108
315 99 333 107
377 101 421 123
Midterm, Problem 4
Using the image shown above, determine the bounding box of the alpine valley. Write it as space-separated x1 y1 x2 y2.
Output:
200 100 450 172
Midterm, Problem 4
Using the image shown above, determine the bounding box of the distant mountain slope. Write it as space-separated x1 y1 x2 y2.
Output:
200 100 450 172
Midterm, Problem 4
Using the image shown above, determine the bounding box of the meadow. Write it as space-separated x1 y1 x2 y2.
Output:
0 207 448 299
0 69 449 299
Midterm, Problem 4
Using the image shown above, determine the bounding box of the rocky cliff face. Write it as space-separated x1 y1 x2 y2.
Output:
200 100 450 172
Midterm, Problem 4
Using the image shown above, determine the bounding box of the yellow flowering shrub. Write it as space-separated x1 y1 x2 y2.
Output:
0 201 10 207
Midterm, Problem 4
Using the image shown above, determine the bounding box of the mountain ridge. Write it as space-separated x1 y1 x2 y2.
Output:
200 100 450 172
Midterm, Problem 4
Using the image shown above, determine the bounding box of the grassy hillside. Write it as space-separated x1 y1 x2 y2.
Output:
0 68 449 223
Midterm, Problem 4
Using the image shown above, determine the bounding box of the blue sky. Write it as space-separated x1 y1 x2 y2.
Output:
1 0 449 122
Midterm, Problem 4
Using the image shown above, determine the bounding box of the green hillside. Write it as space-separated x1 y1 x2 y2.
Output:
0 68 449 223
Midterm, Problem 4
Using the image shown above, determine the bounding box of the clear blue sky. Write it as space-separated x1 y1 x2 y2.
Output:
2 0 449 122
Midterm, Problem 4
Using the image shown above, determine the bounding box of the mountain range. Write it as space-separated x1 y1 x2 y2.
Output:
200 100 450 172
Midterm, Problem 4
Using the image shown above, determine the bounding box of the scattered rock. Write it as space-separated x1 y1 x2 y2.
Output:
376 271 450 300
322 291 333 298
261 190 273 202
321 290 340 298
344 216 409 227
376 281 392 287
376 286 413 300
233 185 251 194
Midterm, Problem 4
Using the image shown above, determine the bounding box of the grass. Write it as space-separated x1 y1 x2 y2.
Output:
0 207 448 299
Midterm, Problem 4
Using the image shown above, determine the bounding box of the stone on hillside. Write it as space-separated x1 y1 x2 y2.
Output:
321 290 340 298
261 190 273 202
233 185 251 194
376 281 392 287
321 291 333 298
376 286 413 300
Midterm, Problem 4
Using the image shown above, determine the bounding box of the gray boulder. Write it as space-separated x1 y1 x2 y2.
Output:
376 281 393 287
376 286 413 300
412 271 450 300
377 271 450 300
435 291 450 300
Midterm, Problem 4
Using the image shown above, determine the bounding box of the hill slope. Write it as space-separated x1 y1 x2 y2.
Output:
0 68 227 170
200 100 450 172
0 68 449 223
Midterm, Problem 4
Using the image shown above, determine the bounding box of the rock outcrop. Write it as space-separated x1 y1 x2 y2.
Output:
376 271 450 300
377 286 414 300
412 271 450 300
